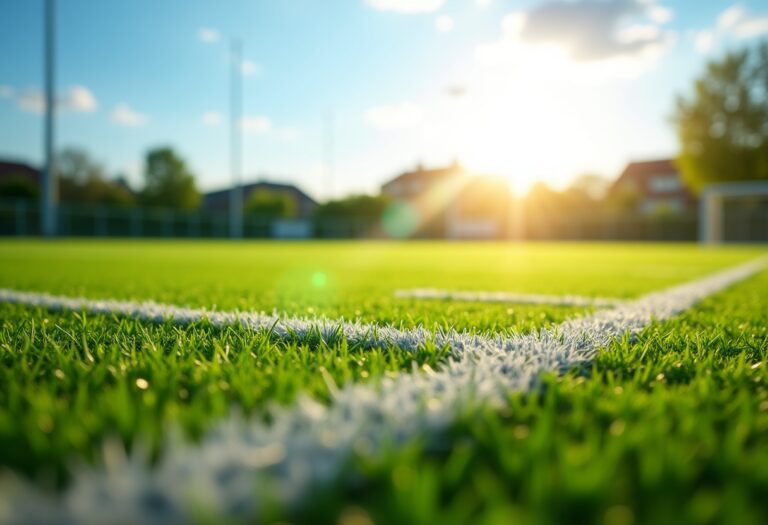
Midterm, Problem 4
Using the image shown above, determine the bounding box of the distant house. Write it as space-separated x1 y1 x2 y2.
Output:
381 161 511 239
382 161 465 200
0 160 41 200
610 159 696 214
203 180 317 218
0 160 40 184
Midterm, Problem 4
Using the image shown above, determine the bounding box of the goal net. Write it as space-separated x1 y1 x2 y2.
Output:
700 181 768 243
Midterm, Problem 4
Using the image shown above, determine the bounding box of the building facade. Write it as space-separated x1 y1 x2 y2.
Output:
203 180 317 218
381 161 511 239
610 159 697 215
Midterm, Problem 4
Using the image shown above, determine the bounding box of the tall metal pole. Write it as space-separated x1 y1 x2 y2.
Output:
41 0 57 237
324 111 334 200
229 39 243 239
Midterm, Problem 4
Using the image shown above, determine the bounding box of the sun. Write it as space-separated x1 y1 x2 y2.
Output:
443 84 586 193
427 24 647 193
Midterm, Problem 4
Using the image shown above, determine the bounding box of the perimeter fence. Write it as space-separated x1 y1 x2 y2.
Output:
1 198 766 242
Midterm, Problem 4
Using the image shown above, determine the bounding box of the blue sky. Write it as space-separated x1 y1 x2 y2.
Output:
1 0 767 199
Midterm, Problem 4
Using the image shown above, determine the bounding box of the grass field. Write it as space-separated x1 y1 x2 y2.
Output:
0 240 767 524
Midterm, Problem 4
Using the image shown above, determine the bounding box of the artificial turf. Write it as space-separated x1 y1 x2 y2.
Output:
0 298 582 480
0 240 763 308
0 240 766 524
299 268 768 525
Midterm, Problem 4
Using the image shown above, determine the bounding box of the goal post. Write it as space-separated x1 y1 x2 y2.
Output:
699 181 768 244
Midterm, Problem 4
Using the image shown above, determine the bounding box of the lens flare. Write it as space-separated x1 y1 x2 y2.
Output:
381 201 420 238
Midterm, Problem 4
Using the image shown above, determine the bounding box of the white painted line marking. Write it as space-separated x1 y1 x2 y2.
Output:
0 288 539 356
395 288 624 307
0 257 766 524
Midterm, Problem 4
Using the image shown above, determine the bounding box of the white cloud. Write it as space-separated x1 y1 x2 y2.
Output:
694 30 715 54
647 4 673 24
511 0 674 61
240 59 261 76
17 90 44 112
501 12 526 35
0 85 13 99
198 27 220 44
240 115 272 134
717 5 745 30
111 103 148 126
208 113 294 139
475 0 492 8
617 24 662 45
435 15 455 33
472 1 676 84
469 8 676 85
694 3 768 54
64 86 98 112
366 0 444 14
202 111 223 126
277 127 301 142
733 18 768 38
16 85 97 113
365 102 424 130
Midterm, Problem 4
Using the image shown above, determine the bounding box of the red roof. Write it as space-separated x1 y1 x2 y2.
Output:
0 160 40 185
618 159 677 181
381 161 466 196
611 159 695 202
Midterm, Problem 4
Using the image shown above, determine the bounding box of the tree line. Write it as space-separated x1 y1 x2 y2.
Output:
0 146 201 211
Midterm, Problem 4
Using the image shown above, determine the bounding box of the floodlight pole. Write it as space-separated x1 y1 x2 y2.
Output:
229 38 243 239
41 0 57 237
324 111 334 200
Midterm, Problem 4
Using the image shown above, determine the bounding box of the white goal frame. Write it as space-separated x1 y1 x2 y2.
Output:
699 181 768 244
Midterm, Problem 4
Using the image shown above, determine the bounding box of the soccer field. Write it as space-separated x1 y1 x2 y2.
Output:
0 240 767 524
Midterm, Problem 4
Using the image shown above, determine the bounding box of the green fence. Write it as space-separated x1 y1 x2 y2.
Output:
0 200 372 239
1 198 765 241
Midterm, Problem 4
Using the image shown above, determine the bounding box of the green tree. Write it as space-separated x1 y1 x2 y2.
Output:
525 182 564 215
314 195 390 220
672 42 768 191
0 175 38 200
56 148 103 184
56 148 136 206
605 184 641 213
141 147 200 210
245 188 297 218
568 173 610 202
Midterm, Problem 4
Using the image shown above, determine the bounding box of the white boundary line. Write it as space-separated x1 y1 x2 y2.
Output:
0 288 569 356
395 288 624 307
0 257 766 525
